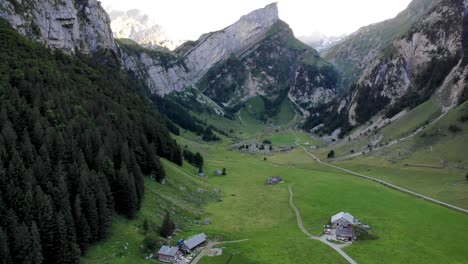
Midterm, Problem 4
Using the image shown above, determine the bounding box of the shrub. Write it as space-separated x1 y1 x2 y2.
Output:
448 125 462 133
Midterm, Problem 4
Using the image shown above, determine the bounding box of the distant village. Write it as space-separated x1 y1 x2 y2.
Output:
231 139 294 155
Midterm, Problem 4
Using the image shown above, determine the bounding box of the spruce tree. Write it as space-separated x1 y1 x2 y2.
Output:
160 211 175 238
143 219 149 235
0 227 12 264
30 222 43 264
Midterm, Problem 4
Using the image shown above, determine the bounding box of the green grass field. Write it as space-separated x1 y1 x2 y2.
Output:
82 160 216 263
194 144 468 264
83 101 468 264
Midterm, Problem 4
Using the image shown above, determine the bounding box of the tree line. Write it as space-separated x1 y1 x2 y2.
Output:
0 18 182 263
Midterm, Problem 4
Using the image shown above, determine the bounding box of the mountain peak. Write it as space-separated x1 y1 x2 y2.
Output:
237 2 279 27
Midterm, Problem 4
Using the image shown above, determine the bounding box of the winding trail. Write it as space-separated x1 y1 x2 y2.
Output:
332 111 448 161
191 239 249 264
288 185 358 264
290 130 468 214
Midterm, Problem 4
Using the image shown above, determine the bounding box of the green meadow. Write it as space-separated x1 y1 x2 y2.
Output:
83 102 468 264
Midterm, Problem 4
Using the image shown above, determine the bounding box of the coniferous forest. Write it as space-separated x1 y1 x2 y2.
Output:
0 18 182 263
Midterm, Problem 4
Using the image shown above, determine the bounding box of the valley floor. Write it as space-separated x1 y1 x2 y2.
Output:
83 103 468 264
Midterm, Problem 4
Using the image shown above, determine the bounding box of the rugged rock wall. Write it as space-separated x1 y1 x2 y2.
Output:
346 0 464 124
323 0 437 91
122 3 280 95
0 0 116 53
120 2 338 112
304 0 466 137
197 20 338 111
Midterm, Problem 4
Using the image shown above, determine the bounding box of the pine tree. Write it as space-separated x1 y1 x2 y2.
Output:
143 219 149 235
74 195 91 252
159 211 175 238
30 221 43 264
194 152 204 168
0 227 12 264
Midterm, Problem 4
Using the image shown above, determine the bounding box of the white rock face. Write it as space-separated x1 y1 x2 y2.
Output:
121 51 192 95
351 0 463 113
123 3 280 95
0 0 116 53
179 3 279 87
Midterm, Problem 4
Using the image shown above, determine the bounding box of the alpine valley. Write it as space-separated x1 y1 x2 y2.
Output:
0 0 467 264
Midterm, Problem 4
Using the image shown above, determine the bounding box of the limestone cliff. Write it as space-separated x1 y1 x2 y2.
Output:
346 0 464 125
120 2 338 114
323 0 438 91
121 3 281 95
0 0 116 53
304 0 466 137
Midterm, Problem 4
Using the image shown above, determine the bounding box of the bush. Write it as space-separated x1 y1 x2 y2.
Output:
142 233 166 253
327 150 335 159
448 125 462 133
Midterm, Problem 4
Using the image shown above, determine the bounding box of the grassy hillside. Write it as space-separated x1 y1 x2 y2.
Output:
310 101 468 209
82 160 217 263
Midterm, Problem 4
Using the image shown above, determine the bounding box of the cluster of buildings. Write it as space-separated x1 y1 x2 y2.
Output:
158 233 207 263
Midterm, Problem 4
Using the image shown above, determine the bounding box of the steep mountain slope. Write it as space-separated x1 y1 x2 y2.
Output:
120 3 338 118
0 0 116 53
120 3 281 95
304 0 466 138
109 9 185 51
196 20 338 114
323 0 438 91
0 18 182 263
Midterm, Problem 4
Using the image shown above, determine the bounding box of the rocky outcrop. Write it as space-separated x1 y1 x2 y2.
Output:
0 0 115 53
304 0 466 137
343 0 464 124
121 3 280 96
197 20 338 112
323 0 438 91
121 2 338 111
177 2 279 83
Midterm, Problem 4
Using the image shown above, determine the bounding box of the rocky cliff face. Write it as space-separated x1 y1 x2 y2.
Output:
197 20 338 112
0 0 116 53
121 2 338 112
304 0 466 137
323 0 438 91
121 3 281 95
346 0 464 124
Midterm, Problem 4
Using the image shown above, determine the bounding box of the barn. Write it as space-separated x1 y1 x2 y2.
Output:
180 233 207 253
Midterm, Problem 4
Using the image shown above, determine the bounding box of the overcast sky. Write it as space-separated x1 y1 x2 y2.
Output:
100 0 413 40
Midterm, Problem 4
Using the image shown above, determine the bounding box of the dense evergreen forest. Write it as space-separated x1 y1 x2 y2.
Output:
0 18 183 263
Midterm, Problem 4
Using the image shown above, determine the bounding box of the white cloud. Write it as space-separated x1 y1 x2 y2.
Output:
100 0 412 40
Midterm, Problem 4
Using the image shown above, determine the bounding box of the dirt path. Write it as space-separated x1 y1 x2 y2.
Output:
190 239 249 264
290 132 468 214
334 111 448 161
288 185 358 264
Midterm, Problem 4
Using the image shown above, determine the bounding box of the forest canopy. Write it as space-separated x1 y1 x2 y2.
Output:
0 18 182 263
